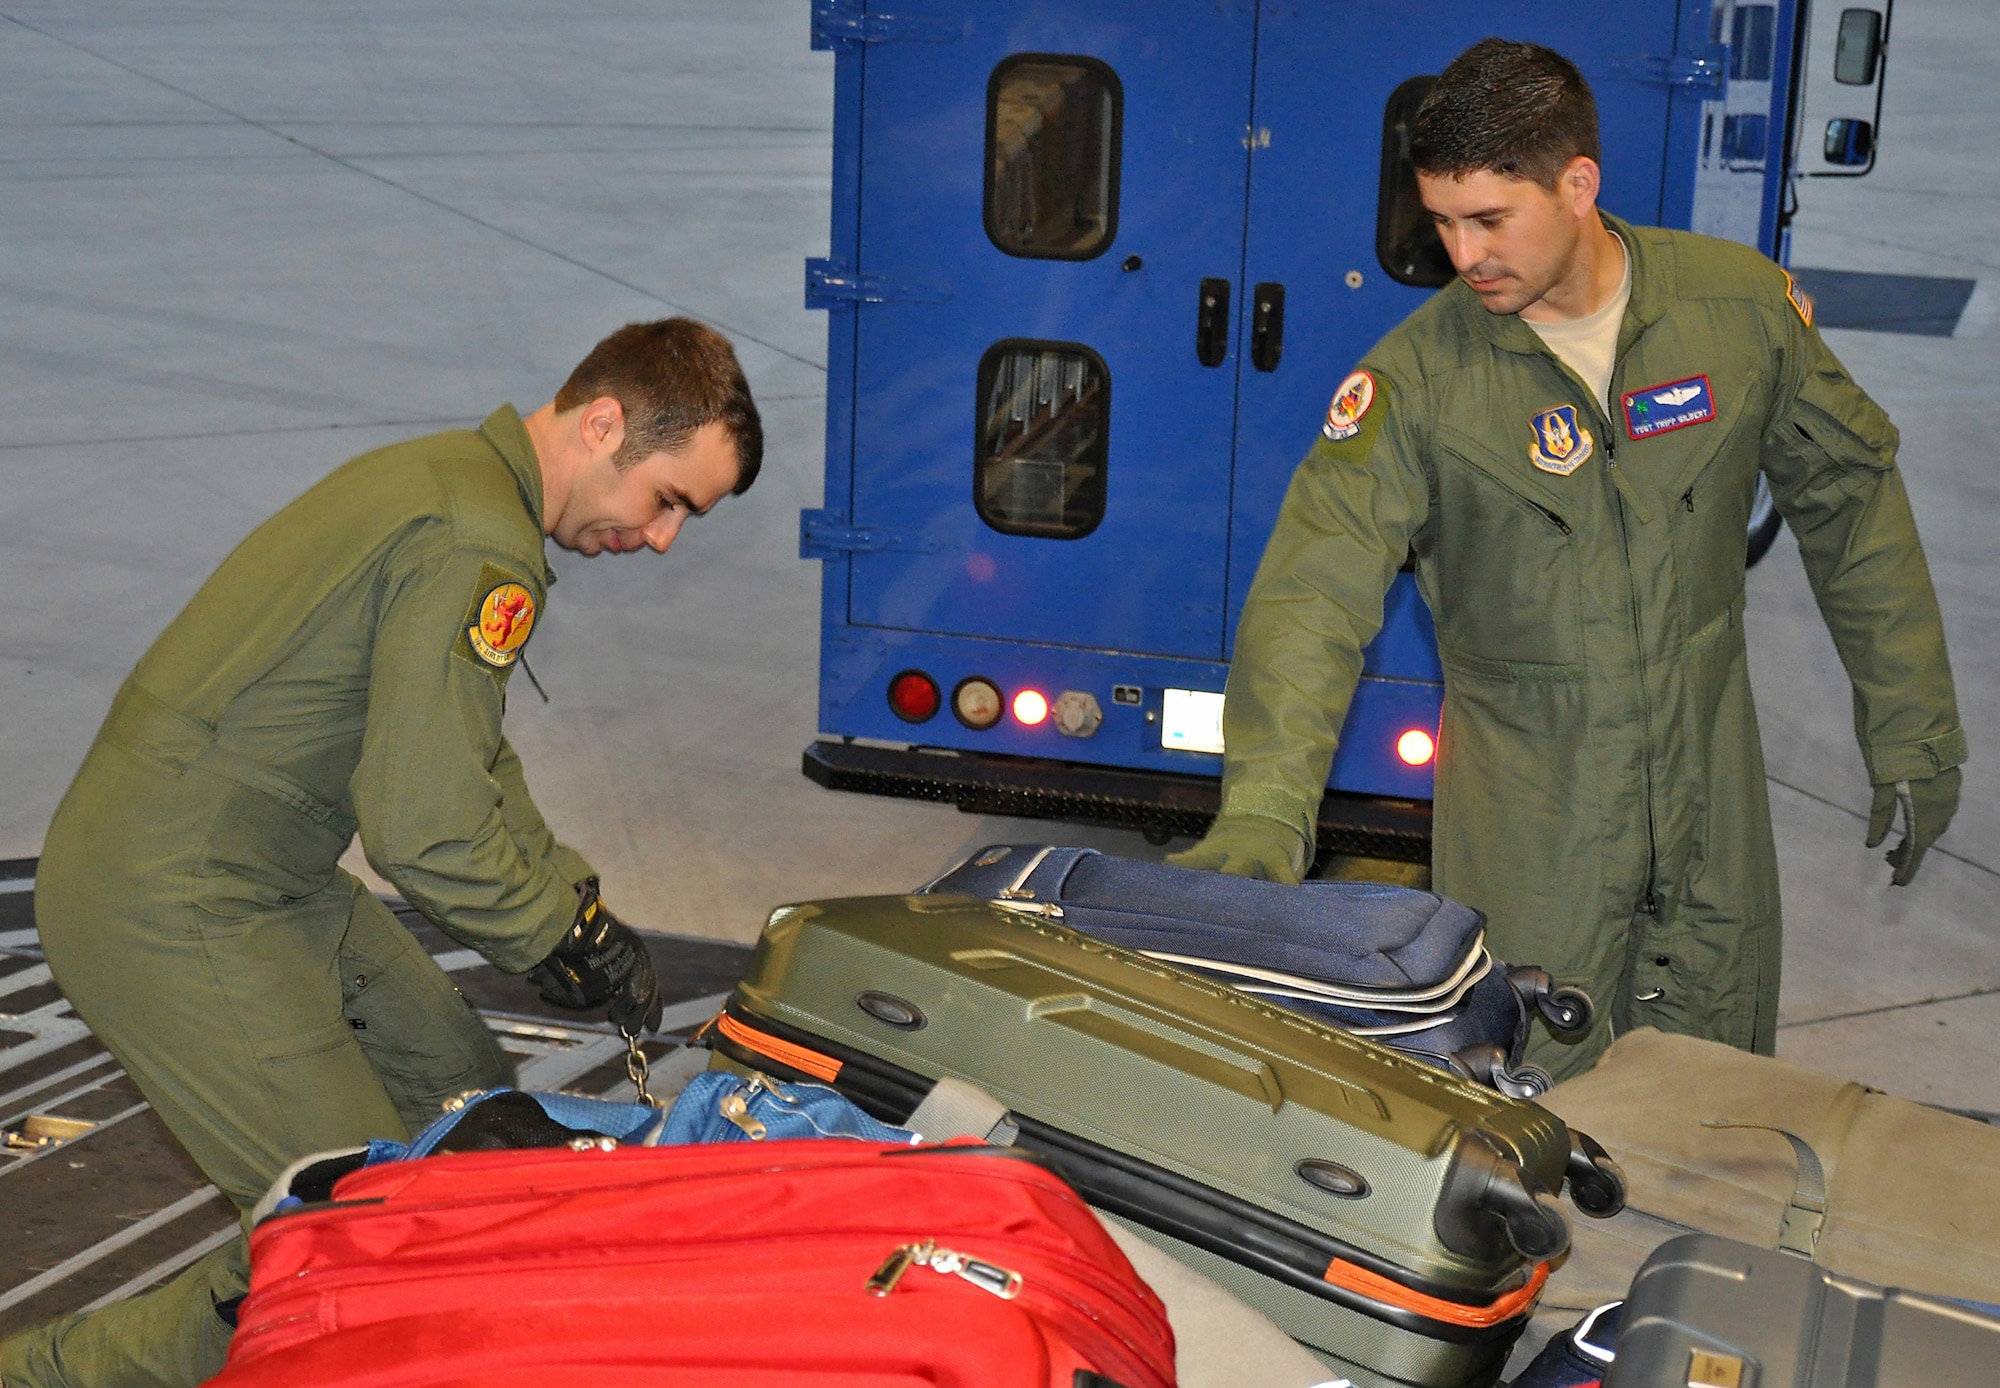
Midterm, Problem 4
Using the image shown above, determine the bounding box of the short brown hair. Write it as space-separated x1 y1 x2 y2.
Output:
554 318 764 494
1410 39 1601 190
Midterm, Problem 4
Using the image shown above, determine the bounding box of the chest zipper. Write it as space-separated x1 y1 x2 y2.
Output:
1605 431 1662 918
1680 488 1695 513
1530 500 1572 535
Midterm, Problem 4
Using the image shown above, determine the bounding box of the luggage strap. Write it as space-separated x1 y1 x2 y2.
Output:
1323 1258 1548 1330
906 1077 1021 1147
1701 1120 1827 1259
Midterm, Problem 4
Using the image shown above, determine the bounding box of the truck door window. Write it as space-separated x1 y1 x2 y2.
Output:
985 55 1122 259
1376 76 1454 288
975 341 1109 539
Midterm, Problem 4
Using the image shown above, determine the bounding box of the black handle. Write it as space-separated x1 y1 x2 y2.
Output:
1251 281 1285 371
1195 277 1230 367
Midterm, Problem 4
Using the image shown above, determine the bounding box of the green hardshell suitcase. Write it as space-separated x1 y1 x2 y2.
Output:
709 894 1625 1388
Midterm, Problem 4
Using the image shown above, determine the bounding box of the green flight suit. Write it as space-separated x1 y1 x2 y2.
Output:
1221 215 1963 1079
3 407 594 1388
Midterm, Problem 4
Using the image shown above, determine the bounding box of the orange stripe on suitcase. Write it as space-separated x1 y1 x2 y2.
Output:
1324 1257 1548 1329
716 1011 845 1083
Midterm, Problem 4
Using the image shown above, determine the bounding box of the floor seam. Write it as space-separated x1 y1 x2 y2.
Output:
1764 773 2000 880
1778 983 2000 1030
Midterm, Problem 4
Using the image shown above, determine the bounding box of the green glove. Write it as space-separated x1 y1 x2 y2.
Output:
1167 814 1309 885
1865 766 1962 888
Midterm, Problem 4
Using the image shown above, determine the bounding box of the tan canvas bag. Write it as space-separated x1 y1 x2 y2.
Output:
1533 1027 2000 1324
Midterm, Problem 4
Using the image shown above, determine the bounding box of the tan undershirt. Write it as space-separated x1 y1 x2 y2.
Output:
1525 234 1632 412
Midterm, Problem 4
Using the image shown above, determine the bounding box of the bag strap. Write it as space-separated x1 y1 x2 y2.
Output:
905 1076 1020 1147
1701 1120 1827 1258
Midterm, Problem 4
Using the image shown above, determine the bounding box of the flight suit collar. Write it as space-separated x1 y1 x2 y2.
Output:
478 404 557 585
1451 209 1670 361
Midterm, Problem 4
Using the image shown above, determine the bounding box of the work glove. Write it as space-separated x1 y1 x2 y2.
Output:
1865 766 1961 888
527 878 665 1033
1167 814 1309 886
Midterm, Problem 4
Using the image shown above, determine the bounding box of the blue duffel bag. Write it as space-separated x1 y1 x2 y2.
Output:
252 1069 919 1223
922 844 1593 1097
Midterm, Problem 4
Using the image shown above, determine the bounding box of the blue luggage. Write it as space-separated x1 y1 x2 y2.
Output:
923 844 1591 1097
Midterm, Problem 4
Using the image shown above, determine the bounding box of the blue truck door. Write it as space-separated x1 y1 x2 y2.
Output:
1224 3 1694 648
836 5 1257 659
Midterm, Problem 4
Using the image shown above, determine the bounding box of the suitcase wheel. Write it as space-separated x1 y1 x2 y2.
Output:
1450 1044 1553 1100
1563 1129 1628 1218
1438 1131 1573 1263
1538 986 1594 1037
1504 966 1595 1039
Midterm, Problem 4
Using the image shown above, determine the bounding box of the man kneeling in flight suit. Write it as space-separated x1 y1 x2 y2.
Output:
1173 40 1964 1081
1 318 762 1388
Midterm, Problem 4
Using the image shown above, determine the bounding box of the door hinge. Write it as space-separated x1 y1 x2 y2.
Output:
811 0 964 51
805 257 952 309
1611 44 1728 93
801 509 945 560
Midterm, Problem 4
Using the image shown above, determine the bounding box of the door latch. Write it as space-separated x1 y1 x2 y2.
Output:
1251 282 1286 372
1195 277 1232 368
1611 45 1728 92
806 258 952 309
811 0 964 50
800 510 946 560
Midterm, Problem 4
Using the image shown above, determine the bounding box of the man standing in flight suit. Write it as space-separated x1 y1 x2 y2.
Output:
2 318 762 1388
1172 40 1964 1079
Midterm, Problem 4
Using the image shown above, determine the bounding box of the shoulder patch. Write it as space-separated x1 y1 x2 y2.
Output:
1322 370 1377 441
1782 270 1815 327
455 563 537 671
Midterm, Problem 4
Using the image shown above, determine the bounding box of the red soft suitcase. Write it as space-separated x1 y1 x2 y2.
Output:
207 1139 1177 1388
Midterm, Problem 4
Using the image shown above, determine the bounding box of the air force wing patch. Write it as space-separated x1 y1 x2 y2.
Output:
1623 374 1716 439
1529 404 1594 476
455 563 537 671
1322 370 1377 441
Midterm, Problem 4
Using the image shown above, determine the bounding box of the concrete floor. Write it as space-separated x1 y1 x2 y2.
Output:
0 1 1994 1113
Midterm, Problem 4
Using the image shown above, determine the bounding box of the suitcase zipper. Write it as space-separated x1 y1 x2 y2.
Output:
867 1239 1024 1300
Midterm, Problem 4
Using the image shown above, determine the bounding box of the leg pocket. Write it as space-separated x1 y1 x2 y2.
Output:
338 882 514 1133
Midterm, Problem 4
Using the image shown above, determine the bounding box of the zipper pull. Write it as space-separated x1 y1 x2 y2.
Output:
867 1242 1024 1300
718 1090 768 1140
1681 489 1695 513
927 1247 1025 1300
997 900 1065 919
867 1240 930 1296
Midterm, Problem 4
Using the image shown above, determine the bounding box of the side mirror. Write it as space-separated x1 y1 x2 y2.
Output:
1824 118 1875 167
1834 8 1884 86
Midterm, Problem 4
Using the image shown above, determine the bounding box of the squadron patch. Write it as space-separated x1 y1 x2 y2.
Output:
1322 370 1377 442
457 567 537 670
1528 404 1594 476
1782 270 1815 327
1623 374 1716 440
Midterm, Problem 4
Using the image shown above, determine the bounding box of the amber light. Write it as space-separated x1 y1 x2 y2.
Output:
1397 729 1436 766
1012 689 1049 726
887 670 940 723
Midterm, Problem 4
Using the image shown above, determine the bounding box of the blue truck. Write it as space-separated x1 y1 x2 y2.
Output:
799 0 1891 859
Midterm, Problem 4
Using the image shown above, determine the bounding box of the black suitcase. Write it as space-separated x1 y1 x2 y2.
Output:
923 844 1593 1097
1606 1234 2000 1387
